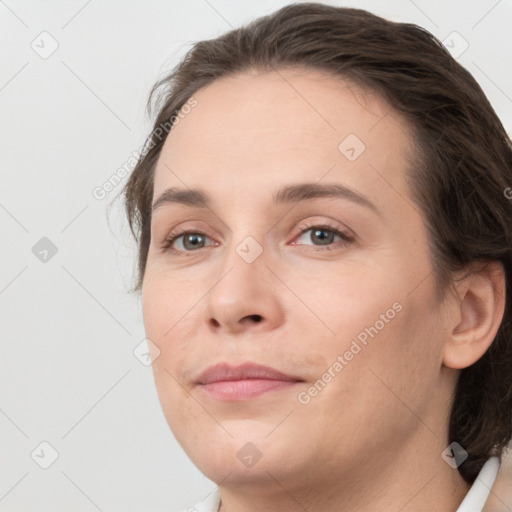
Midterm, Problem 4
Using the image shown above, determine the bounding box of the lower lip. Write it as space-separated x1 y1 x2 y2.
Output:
199 379 300 401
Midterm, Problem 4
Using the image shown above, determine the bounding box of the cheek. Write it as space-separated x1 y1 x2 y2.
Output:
298 303 437 452
296 267 402 342
345 289 443 421
303 264 440 398
142 276 196 424
141 271 196 355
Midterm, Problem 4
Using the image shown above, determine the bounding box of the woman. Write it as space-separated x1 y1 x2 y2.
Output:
121 3 512 511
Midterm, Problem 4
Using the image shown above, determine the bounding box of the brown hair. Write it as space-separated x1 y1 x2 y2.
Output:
120 2 512 484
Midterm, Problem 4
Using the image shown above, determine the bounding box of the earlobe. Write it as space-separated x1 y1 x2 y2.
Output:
442 261 506 370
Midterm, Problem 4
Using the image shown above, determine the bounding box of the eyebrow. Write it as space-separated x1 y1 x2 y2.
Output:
151 182 379 214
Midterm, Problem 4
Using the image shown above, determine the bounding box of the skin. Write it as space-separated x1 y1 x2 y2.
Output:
141 67 505 512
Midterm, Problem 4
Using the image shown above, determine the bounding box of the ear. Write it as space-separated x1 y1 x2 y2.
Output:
443 261 506 370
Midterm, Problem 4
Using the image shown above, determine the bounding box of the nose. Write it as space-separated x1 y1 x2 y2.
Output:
204 241 285 336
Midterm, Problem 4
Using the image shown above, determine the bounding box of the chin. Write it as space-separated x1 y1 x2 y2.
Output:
174 421 301 480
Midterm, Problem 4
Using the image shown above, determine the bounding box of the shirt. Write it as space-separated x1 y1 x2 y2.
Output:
179 456 501 512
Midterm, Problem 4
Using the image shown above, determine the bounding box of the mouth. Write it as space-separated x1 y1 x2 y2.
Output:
195 362 304 401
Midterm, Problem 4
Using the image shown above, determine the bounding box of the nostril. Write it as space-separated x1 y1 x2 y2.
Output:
247 314 263 323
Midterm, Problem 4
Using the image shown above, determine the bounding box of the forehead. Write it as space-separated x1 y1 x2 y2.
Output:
153 67 416 213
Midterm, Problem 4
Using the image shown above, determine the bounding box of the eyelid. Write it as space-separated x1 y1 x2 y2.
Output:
297 216 356 239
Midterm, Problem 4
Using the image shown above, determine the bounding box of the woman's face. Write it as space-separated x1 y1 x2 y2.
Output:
142 68 457 491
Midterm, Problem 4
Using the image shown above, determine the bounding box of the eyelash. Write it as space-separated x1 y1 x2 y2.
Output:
161 222 354 255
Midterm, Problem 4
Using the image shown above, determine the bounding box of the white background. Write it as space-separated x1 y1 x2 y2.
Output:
1 1 511 511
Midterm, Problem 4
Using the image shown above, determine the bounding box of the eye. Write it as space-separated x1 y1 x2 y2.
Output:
160 222 353 255
291 223 353 250
162 228 216 253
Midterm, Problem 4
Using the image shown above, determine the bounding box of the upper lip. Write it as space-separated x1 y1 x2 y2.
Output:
196 362 304 385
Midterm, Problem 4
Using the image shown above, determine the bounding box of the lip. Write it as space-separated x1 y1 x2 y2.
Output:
196 362 304 401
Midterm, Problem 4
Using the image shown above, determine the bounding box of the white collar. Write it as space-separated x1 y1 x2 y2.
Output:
183 456 501 512
456 456 501 511
181 487 221 512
